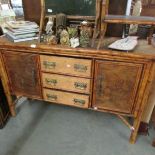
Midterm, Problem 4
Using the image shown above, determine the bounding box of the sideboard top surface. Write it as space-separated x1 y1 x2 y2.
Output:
0 37 155 61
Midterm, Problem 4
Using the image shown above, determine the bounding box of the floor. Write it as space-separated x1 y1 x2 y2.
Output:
0 99 154 155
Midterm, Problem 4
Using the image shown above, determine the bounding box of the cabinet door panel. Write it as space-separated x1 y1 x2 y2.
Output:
2 51 41 98
93 60 143 114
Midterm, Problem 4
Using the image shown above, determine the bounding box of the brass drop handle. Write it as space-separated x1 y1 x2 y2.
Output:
73 98 85 106
74 82 87 90
46 78 57 86
74 64 87 73
43 61 56 69
46 94 57 101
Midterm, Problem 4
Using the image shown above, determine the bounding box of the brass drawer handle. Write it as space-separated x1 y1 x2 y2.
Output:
43 61 56 69
74 82 87 90
45 78 57 86
73 98 85 106
46 94 57 101
74 64 88 73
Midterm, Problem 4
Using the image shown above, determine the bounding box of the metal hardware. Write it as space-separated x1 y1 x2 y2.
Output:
43 61 56 69
46 94 57 101
45 78 57 86
98 75 103 96
74 64 87 72
32 69 37 86
73 98 85 106
74 82 87 90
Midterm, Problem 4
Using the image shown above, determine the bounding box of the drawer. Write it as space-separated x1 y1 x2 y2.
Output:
43 89 89 108
42 73 91 94
40 55 92 77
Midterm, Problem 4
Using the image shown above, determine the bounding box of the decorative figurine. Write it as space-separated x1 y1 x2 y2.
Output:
70 38 79 48
67 27 78 39
46 35 58 45
80 30 90 48
60 29 70 46
45 17 54 35
56 13 67 39
79 21 93 48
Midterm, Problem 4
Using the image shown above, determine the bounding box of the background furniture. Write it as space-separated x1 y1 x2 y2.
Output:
98 0 155 49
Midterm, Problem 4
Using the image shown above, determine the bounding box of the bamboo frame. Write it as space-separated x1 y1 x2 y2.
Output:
0 53 15 116
117 115 134 131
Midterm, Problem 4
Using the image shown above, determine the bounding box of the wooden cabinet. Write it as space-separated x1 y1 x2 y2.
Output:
0 38 154 144
93 60 143 114
2 52 42 98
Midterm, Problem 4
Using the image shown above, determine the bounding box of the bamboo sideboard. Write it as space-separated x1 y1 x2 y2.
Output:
0 37 155 144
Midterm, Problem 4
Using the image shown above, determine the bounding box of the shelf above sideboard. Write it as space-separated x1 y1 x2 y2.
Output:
104 15 155 25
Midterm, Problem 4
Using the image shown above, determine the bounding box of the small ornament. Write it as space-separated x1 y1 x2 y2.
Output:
70 38 79 48
56 25 64 42
80 30 90 48
67 27 78 39
56 13 67 36
45 17 54 35
80 21 93 37
80 21 93 48
46 35 58 45
60 29 70 46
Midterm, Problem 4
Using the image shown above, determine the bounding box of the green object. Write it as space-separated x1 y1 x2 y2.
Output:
80 30 90 48
45 0 96 16
67 27 78 38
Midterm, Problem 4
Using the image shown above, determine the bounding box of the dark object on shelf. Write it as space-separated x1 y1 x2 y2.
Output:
137 25 151 39
0 27 3 36
56 13 67 31
56 13 67 36
0 79 10 129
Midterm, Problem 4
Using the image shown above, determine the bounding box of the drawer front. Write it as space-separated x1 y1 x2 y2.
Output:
43 89 89 108
40 55 92 77
42 73 91 94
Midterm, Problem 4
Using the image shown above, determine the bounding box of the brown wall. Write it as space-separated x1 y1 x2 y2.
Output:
22 0 41 24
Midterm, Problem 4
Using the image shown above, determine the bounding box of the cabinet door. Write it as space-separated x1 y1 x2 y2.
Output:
2 51 42 98
93 60 143 114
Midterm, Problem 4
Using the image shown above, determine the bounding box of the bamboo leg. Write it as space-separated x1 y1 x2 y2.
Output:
39 0 45 42
0 53 16 117
117 115 134 131
129 117 141 144
130 63 155 144
97 23 107 49
91 0 102 48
